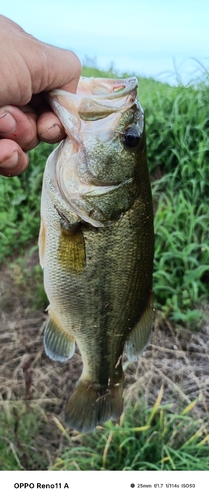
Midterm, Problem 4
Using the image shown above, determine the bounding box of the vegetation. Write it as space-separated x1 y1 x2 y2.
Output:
1 389 208 471
0 63 209 471
144 78 209 324
51 388 209 471
0 143 52 262
0 403 49 470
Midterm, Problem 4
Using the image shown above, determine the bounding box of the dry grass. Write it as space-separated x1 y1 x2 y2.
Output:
125 313 209 419
0 255 209 469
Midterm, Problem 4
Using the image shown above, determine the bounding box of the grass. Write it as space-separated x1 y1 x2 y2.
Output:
153 191 209 324
50 388 209 471
0 402 49 470
1 389 208 471
142 75 209 323
0 143 53 262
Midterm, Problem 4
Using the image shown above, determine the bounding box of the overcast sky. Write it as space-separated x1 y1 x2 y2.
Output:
1 0 209 84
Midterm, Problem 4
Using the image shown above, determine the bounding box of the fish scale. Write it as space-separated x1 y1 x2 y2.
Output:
39 76 154 433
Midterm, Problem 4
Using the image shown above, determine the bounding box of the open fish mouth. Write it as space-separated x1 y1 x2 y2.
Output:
76 75 137 96
48 76 138 119
47 76 140 148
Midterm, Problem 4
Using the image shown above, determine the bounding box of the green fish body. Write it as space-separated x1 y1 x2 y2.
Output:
39 77 154 433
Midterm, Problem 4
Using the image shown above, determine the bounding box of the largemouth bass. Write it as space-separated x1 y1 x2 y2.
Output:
39 76 154 433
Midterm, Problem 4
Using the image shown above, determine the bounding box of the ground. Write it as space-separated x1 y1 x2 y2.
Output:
0 252 209 468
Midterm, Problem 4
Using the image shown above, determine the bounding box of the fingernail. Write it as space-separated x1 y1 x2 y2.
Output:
0 112 17 134
41 123 62 141
0 151 19 169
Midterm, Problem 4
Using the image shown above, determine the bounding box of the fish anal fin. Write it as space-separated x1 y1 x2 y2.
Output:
65 377 124 433
125 291 154 361
44 313 75 362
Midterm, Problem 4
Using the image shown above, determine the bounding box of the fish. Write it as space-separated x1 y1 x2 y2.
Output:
39 76 154 433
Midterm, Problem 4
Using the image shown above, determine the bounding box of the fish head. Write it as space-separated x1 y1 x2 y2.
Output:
47 77 148 226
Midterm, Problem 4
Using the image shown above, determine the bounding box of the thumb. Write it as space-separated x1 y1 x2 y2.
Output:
39 43 82 94
28 41 82 95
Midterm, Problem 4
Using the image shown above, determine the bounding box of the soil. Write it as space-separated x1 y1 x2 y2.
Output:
0 253 209 467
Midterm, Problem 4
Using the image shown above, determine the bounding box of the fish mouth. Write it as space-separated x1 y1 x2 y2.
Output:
49 76 138 119
77 76 138 97
47 76 139 144
47 77 141 227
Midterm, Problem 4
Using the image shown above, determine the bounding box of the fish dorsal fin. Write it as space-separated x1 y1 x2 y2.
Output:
44 312 75 362
125 291 154 361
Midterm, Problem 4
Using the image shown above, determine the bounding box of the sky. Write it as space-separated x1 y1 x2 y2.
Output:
1 0 209 85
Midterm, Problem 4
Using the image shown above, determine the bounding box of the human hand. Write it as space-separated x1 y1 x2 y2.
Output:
0 15 81 177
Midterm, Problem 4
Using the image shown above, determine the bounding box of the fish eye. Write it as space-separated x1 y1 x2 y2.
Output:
121 125 141 150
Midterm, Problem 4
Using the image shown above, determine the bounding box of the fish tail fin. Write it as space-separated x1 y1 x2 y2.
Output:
65 377 124 433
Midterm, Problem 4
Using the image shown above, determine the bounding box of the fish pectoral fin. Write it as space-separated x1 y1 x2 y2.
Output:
65 377 124 433
58 222 86 272
44 313 75 362
125 291 154 362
